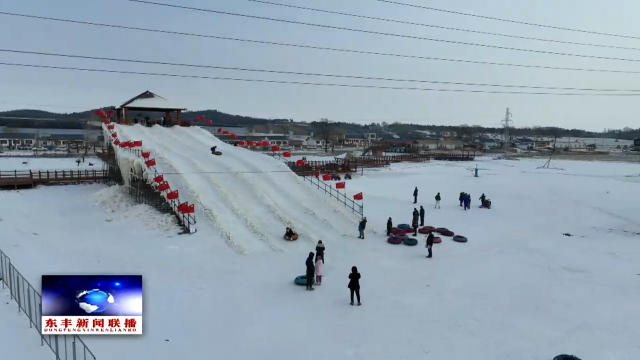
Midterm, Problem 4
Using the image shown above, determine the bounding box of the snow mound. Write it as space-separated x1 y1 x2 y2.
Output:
90 185 179 233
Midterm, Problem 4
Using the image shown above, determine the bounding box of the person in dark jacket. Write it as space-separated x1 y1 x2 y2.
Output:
459 192 465 206
411 209 419 236
413 187 418 204
419 206 425 226
315 240 325 263
479 193 486 206
434 192 441 209
284 227 294 240
463 193 471 210
426 233 434 258
358 217 367 239
348 266 361 306
305 252 315 290
386 217 393 236
211 146 217 154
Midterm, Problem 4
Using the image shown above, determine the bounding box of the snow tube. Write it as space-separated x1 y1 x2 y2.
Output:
287 234 298 241
418 226 435 234
395 233 409 239
391 228 406 235
214 151 222 156
436 228 454 237
387 236 402 245
397 223 411 229
452 235 467 243
553 355 581 360
433 236 442 244
294 275 315 286
403 238 418 246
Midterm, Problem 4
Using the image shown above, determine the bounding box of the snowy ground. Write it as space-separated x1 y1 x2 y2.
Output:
0 157 104 171
0 287 53 359
1 149 640 359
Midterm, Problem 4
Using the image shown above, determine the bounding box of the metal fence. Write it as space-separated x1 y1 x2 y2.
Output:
0 249 97 360
302 175 363 216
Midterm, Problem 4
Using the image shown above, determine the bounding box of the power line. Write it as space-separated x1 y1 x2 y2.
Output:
5 49 640 92
1 61 639 96
124 1 640 63
243 0 640 52
3 12 640 74
375 0 640 40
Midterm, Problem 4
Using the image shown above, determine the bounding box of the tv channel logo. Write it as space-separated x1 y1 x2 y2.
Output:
41 275 142 335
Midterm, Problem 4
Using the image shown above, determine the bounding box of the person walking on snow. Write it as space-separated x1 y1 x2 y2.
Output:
413 187 418 204
459 192 465 207
386 217 393 236
479 193 486 206
315 240 325 264
412 209 419 236
426 232 434 258
305 252 315 290
419 205 425 226
315 255 323 285
348 266 361 306
435 192 441 209
463 193 471 210
358 217 367 239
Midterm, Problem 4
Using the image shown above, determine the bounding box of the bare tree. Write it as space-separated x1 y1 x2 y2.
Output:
315 118 334 153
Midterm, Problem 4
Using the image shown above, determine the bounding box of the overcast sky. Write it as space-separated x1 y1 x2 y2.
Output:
1 0 640 130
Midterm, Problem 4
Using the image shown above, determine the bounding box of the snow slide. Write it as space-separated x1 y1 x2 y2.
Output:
113 124 363 254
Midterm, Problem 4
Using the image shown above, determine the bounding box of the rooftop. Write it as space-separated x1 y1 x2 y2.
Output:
120 91 185 110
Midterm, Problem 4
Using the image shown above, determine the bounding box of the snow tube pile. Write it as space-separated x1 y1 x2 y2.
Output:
395 233 409 239
294 275 315 286
387 236 402 245
403 238 418 246
418 226 436 234
452 235 468 243
436 228 454 237
433 236 442 244
397 223 411 229
391 228 406 235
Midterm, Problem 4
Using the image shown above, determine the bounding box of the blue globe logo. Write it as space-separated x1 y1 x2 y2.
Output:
76 289 114 314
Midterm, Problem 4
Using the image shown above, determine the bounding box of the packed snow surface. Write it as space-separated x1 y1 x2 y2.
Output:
1 147 640 360
0 157 104 171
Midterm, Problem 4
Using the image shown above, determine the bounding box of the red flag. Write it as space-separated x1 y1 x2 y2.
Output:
107 124 114 130
282 151 291 157
183 204 195 214
133 140 142 147
114 139 120 145
222 130 229 134
104 119 111 125
106 110 114 117
247 140 254 146
111 132 117 138
296 159 305 166
95 109 105 117
315 171 320 178
271 145 280 152
145 159 156 167
158 181 170 192
205 120 212 126
154 174 164 183
142 151 151 159
353 192 363 200
322 174 331 181
230 134 237 139
167 189 179 200
238 140 245 146
335 182 345 189
194 118 201 122
121 141 131 148
177 202 188 213
217 127 222 133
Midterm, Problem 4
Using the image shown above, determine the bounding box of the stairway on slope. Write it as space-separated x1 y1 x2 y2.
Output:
118 125 264 254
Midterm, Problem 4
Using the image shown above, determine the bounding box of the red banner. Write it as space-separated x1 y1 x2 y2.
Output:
167 190 179 200
335 182 345 189
133 140 142 147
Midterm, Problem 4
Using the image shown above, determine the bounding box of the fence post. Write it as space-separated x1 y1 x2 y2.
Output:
73 337 78 360
27 287 33 328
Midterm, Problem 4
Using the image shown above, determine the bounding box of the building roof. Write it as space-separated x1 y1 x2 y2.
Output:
119 91 186 110
0 133 35 139
46 134 86 140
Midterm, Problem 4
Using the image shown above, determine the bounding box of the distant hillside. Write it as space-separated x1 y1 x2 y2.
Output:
0 109 638 140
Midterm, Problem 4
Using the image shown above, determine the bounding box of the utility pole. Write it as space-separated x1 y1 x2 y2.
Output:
501 108 513 152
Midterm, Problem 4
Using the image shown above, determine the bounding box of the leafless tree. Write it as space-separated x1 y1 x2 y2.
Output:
315 118 334 153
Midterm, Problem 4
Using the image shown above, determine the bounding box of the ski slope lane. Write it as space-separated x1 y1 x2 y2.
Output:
190 126 364 236
178 126 348 245
148 126 286 252
117 125 261 254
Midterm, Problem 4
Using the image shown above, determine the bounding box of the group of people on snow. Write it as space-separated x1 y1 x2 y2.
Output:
303 240 362 306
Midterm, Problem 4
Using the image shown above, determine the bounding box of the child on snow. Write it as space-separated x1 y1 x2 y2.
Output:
315 255 323 285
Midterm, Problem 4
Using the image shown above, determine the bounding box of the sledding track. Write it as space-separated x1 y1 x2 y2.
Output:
114 124 361 254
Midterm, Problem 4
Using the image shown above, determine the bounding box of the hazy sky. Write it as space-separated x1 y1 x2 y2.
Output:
1 0 640 130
